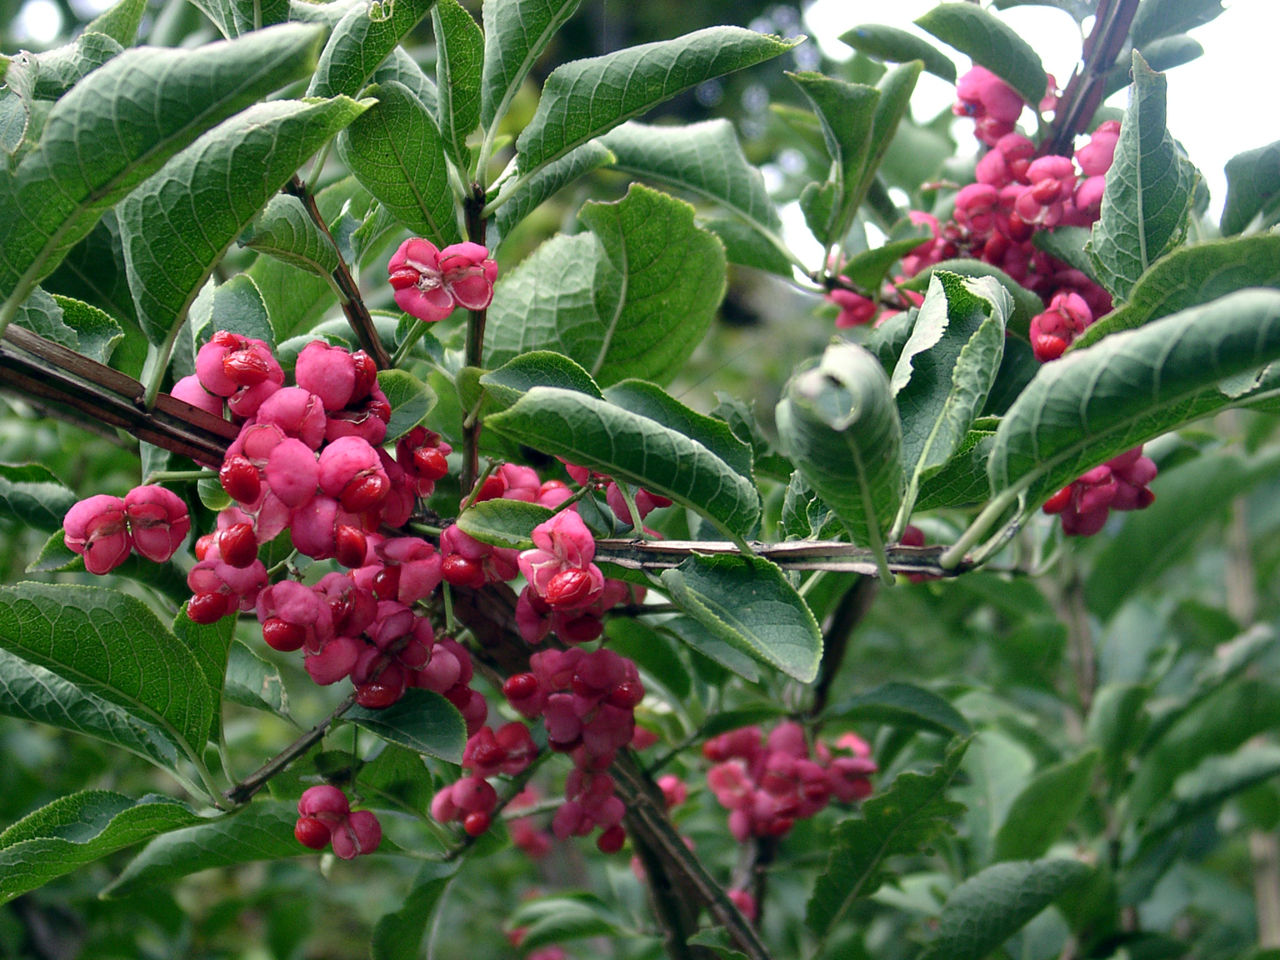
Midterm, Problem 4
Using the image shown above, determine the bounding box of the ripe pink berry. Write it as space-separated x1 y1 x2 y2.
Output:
64 494 132 575
262 617 306 652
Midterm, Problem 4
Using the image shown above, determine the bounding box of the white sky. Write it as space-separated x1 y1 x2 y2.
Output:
806 0 1277 222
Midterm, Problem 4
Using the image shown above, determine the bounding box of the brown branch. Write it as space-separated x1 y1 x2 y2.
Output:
594 538 974 578
810 575 878 720
461 182 488 494
0 326 238 466
224 694 356 806
1043 0 1141 156
284 176 392 371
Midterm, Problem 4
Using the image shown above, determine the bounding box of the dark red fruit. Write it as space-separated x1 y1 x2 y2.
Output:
223 349 271 386
608 681 645 709
413 447 449 480
294 816 331 850
219 455 261 503
188 592 230 624
441 554 485 589
472 475 505 502
503 673 539 701
351 351 377 402
355 681 404 709
462 811 491 837
341 474 390 513
216 522 258 568
334 524 368 569
596 824 626 854
371 565 401 600
262 617 306 652
545 568 595 607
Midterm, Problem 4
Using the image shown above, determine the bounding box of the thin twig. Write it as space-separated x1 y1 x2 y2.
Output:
1043 0 1141 156
224 694 356 806
284 176 392 370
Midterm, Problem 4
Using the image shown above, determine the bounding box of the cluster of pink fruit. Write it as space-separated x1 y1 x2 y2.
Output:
832 65 1155 536
63 485 190 574
704 722 876 842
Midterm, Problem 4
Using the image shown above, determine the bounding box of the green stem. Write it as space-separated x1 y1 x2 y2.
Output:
939 487 1021 569
391 320 430 368
142 312 189 410
143 469 215 484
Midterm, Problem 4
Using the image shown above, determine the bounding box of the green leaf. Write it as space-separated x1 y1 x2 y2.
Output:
492 141 615 241
1130 0 1225 45
456 499 555 550
993 751 1099 862
915 427 997 511
372 862 460 960
487 184 726 386
247 176 370 341
515 27 801 178
307 0 436 99
173 605 234 740
1077 235 1280 348
189 0 289 38
1222 140 1280 235
120 95 368 344
188 273 275 351
479 0 581 130
507 894 624 950
827 682 972 737
857 60 924 206
1086 682 1150 789
686 928 748 960
1085 52 1196 302
0 24 326 320
891 273 1009 526
479 350 603 407
807 739 968 942
987 289 1280 506
839 24 955 82
788 72 878 240
1032 225 1096 281
915 3 1047 106
1139 745 1280 852
240 194 340 280
0 792 200 905
24 32 124 102
838 229 932 291
0 583 215 756
103 802 315 897
42 211 139 335
84 0 147 45
433 0 483 171
50 294 123 363
346 688 466 763
658 554 821 683
602 380 754 481
775 341 903 566
900 258 1042 338
598 119 786 258
663 617 761 683
917 858 1091 960
338 81 461 247
0 461 75 533
0 648 182 769
378 368 438 440
485 386 761 537
224 641 289 717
